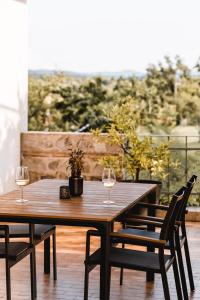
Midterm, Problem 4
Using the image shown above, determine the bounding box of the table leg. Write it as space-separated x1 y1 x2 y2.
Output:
44 237 51 274
29 224 37 298
99 223 111 300
147 189 157 282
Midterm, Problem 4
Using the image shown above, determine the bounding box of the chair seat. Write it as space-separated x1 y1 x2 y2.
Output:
0 242 30 260
0 224 55 239
86 247 172 273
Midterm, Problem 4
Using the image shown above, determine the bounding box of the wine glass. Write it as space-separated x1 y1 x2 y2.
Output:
15 166 30 203
102 168 116 204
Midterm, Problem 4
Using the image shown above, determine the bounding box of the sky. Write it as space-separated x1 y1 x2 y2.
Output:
28 0 200 73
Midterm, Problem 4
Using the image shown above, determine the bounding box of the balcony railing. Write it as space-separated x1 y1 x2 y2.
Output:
147 135 200 205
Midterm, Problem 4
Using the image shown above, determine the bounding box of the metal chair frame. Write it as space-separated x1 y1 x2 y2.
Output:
84 186 187 300
0 224 36 300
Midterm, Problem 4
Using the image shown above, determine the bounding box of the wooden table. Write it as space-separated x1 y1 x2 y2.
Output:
0 179 157 300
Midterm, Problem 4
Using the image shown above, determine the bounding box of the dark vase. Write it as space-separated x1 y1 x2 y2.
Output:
69 176 83 196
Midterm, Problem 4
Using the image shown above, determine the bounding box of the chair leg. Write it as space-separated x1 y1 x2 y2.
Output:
159 250 171 300
120 268 124 286
175 234 188 300
33 254 37 298
120 243 125 285
184 235 195 291
5 261 11 300
107 266 112 299
172 254 183 300
30 251 37 300
52 232 57 280
44 237 51 274
84 265 89 300
161 269 171 300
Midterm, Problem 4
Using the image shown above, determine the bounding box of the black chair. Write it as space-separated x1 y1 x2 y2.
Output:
6 224 57 280
121 175 197 294
0 224 36 300
0 223 57 300
84 186 187 300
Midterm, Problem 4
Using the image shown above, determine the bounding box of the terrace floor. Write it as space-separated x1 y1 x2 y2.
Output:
0 222 199 300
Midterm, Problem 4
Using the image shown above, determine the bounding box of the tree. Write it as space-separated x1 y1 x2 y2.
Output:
54 77 113 131
28 56 200 133
94 97 175 181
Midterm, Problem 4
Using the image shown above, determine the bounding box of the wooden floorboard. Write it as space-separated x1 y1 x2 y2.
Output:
0 222 199 299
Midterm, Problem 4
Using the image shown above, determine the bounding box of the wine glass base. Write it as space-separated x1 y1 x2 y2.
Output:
16 199 29 203
103 200 115 204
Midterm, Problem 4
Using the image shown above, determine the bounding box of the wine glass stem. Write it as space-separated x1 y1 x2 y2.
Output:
21 186 23 201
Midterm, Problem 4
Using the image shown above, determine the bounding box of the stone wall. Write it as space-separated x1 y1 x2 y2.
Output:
21 132 120 182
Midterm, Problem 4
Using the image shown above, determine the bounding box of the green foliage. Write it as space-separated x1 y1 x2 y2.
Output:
67 148 85 177
28 56 200 133
98 155 123 179
29 75 113 132
28 74 65 131
93 97 178 181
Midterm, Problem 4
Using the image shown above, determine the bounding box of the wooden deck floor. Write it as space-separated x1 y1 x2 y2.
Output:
0 222 199 299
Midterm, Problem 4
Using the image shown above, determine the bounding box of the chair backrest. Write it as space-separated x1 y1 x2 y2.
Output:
160 186 187 241
177 175 197 222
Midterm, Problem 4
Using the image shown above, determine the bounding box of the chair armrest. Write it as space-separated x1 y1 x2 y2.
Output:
123 217 180 232
110 232 166 248
123 215 164 223
136 202 169 211
124 217 163 228
125 216 181 227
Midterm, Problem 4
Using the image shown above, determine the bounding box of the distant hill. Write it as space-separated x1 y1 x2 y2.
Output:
28 69 145 78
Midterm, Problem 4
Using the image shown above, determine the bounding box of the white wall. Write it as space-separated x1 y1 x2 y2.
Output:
0 0 28 194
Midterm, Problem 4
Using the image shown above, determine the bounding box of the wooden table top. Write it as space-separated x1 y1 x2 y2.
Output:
0 179 156 222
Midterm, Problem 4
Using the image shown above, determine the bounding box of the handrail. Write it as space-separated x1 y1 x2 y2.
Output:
138 134 199 203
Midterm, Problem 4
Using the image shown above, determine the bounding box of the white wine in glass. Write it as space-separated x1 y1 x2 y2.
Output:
102 168 116 204
15 166 29 203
